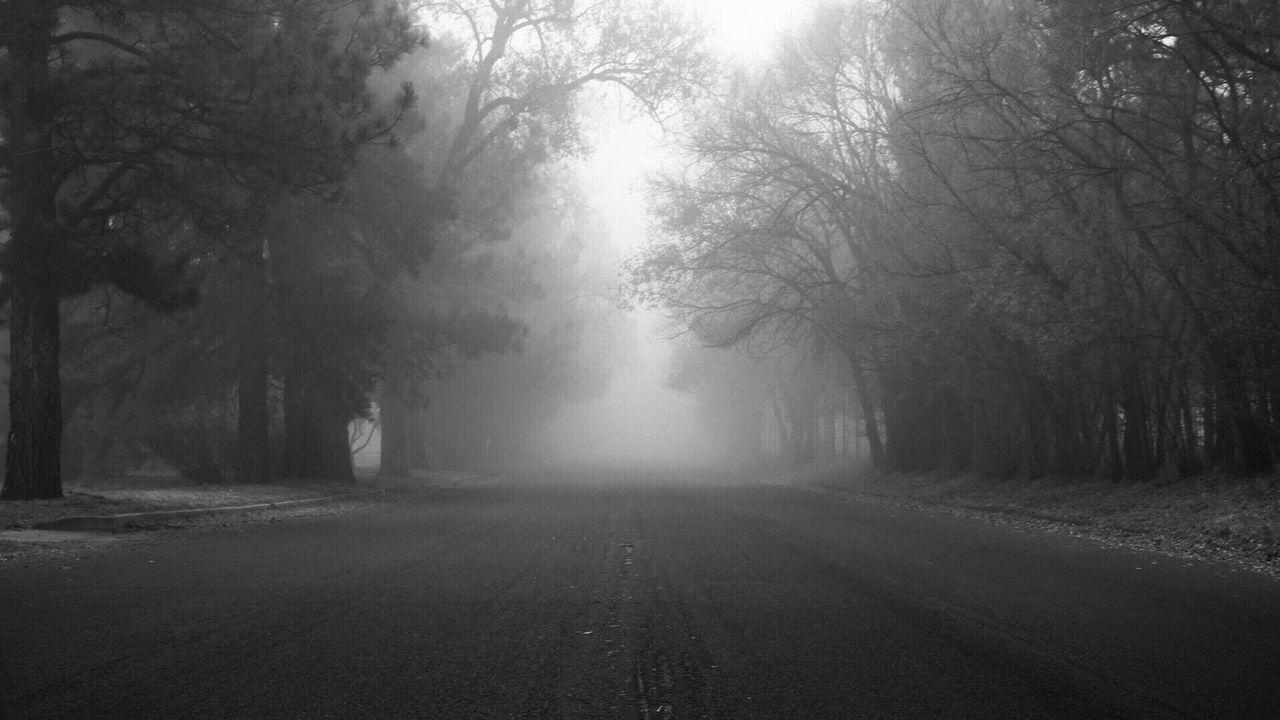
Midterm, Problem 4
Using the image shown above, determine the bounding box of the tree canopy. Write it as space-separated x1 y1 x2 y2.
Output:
634 0 1280 480
1 0 711 495
1 0 423 498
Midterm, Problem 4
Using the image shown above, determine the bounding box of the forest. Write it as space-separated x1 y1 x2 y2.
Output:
636 0 1280 483
0 0 706 499
2 0 1279 500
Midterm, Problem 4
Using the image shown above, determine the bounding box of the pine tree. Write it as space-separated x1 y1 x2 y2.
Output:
0 0 422 498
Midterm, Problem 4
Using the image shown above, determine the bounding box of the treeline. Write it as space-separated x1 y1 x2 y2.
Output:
634 0 1280 481
664 342 865 467
1 0 707 499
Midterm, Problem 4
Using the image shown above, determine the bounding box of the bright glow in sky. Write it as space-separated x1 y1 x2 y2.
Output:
580 119 659 252
582 0 822 235
680 0 813 65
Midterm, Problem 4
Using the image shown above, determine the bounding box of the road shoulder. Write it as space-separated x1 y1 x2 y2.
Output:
0 479 380 566
775 461 1280 581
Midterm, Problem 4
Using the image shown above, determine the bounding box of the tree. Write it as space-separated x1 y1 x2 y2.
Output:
274 149 437 483
884 0 1280 477
374 0 710 475
0 1 423 497
633 3 898 467
420 182 627 468
640 0 1280 480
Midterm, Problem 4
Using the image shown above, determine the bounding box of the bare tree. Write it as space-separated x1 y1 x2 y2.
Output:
376 0 711 475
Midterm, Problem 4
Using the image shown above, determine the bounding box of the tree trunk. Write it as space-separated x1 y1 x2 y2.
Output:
285 377 355 483
317 394 356 483
3 5 63 500
1100 392 1123 482
282 360 305 479
4 286 63 500
1207 343 1275 475
1120 363 1155 482
1180 385 1200 473
407 404 429 470
848 357 885 469
237 246 271 485
769 395 787 459
283 337 356 484
881 369 909 471
378 343 412 476
781 392 804 465
819 394 836 460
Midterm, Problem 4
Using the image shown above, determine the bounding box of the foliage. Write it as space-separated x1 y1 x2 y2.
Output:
1 0 424 496
421 176 627 467
372 0 711 473
633 0 1280 480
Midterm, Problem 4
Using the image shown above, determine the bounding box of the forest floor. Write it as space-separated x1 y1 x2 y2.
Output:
787 461 1280 580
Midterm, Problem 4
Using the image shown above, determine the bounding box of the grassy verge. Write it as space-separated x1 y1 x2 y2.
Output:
0 478 341 530
782 461 1280 578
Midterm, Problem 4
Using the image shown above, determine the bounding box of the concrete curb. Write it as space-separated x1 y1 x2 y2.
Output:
33 491 378 533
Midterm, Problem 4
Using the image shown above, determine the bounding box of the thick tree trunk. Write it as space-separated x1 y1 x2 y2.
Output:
379 327 431 475
237 247 271 484
4 287 63 500
283 342 356 484
285 376 356 483
317 395 356 483
407 404 429 470
3 6 63 500
378 344 412 476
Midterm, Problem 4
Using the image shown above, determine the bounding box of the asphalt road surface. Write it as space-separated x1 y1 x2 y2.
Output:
3 470 1278 719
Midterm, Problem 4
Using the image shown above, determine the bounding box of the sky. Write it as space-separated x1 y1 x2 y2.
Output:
579 0 818 240
684 0 814 65
543 0 816 468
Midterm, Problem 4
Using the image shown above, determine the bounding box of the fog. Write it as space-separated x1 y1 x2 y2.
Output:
20 0 1268 497
538 311 728 470
529 118 724 471
8 4 1278 718
19 0 839 493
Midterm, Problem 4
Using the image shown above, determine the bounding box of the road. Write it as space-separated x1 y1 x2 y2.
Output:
2 470 1278 719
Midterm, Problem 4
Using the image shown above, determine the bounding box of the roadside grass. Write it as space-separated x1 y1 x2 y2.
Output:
0 468 495 533
0 477 339 530
784 460 1280 577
